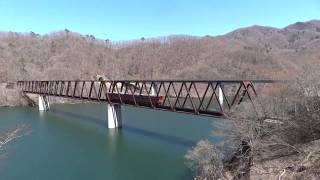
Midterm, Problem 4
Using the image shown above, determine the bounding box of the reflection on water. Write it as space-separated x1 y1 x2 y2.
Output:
0 103 223 180
107 128 123 155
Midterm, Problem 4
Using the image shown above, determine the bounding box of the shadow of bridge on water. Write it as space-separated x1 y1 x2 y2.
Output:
50 108 197 148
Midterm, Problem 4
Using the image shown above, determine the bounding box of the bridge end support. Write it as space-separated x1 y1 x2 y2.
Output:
38 95 50 111
107 104 122 128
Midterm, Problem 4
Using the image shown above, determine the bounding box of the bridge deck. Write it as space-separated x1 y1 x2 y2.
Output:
17 80 277 117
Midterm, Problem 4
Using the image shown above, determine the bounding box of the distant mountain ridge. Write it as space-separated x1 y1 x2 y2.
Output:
285 20 320 30
0 19 319 82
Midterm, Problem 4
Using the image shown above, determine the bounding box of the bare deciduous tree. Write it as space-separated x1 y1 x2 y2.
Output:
185 140 224 180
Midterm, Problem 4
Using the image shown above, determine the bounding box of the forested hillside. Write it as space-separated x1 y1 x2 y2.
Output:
0 20 320 82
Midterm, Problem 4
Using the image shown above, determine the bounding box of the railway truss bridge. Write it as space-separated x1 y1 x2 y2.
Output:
18 80 280 128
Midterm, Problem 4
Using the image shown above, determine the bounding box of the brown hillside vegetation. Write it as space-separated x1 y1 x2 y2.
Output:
185 64 320 179
0 20 320 82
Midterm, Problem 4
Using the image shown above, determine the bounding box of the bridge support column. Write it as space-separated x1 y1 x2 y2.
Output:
150 86 156 96
107 104 122 128
38 95 50 111
218 86 224 106
150 83 158 96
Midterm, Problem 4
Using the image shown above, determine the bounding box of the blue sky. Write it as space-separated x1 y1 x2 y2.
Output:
0 0 319 40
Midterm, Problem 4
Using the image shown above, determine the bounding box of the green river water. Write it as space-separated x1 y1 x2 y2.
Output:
0 103 223 180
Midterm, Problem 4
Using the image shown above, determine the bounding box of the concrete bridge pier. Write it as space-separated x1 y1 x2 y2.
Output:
150 83 158 96
38 95 50 111
107 104 122 128
218 86 224 106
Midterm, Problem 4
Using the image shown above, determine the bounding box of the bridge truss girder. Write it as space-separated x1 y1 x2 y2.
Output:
17 80 277 117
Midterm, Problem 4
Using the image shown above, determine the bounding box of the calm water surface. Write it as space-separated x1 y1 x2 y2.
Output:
0 103 224 180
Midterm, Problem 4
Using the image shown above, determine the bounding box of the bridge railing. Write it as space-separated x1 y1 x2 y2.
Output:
17 80 279 116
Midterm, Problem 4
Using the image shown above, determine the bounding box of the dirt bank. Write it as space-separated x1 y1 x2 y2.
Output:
250 139 320 180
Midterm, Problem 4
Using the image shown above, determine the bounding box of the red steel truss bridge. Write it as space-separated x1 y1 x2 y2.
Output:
17 80 279 117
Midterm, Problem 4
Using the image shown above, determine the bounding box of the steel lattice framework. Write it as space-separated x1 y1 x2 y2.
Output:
17 80 278 117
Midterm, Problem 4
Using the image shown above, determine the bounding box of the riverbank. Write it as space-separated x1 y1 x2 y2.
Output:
0 82 26 107
250 139 320 179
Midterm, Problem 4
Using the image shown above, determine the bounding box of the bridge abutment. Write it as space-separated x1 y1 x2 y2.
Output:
107 104 122 128
38 95 50 111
